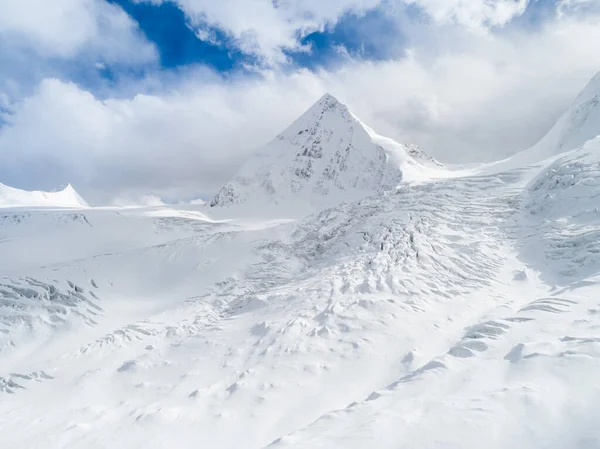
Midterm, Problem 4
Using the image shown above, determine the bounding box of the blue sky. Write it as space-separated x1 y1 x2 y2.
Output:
53 0 579 99
101 0 561 77
108 0 404 69
108 0 244 71
0 0 410 106
0 0 599 203
67 0 412 97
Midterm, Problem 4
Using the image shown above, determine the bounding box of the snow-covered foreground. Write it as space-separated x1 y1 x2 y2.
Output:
1 80 600 448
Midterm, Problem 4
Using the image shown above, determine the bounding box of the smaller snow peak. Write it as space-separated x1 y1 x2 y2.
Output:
61 184 75 193
60 183 89 207
0 182 88 209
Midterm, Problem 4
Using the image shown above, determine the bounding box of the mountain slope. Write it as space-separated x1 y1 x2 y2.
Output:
210 94 439 214
477 71 600 175
0 182 88 208
524 71 600 161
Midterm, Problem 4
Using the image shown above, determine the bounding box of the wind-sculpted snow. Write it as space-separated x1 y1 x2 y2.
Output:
1 166 600 448
521 137 600 283
0 167 543 448
0 277 103 352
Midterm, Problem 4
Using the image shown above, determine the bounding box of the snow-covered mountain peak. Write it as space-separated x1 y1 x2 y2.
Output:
314 92 345 110
275 92 357 142
210 94 438 214
0 182 88 208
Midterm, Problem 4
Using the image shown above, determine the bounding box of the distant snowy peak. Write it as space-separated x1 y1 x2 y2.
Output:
528 71 600 159
0 183 88 208
211 93 439 211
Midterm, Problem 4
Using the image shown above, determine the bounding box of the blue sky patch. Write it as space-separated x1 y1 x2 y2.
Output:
108 0 406 73
288 8 406 70
501 0 558 31
108 0 248 71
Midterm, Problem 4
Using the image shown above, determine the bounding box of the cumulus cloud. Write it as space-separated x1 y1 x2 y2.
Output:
405 0 530 28
558 0 600 15
0 74 321 203
0 0 157 105
0 0 156 60
135 0 386 64
139 0 533 64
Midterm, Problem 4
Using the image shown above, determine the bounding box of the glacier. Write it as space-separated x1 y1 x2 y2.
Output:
1 73 600 449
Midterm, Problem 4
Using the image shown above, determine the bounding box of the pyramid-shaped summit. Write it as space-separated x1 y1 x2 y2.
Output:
210 93 433 212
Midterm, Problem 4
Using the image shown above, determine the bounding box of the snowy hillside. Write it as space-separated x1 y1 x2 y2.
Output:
523 71 600 161
0 183 88 208
210 94 440 214
1 73 600 449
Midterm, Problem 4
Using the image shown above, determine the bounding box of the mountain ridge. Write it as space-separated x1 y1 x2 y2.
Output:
0 182 88 208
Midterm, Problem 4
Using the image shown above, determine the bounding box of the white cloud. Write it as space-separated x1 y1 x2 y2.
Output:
0 0 157 115
405 0 531 28
137 0 534 63
110 194 166 207
558 0 600 14
138 0 384 63
0 74 321 202
0 0 156 61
